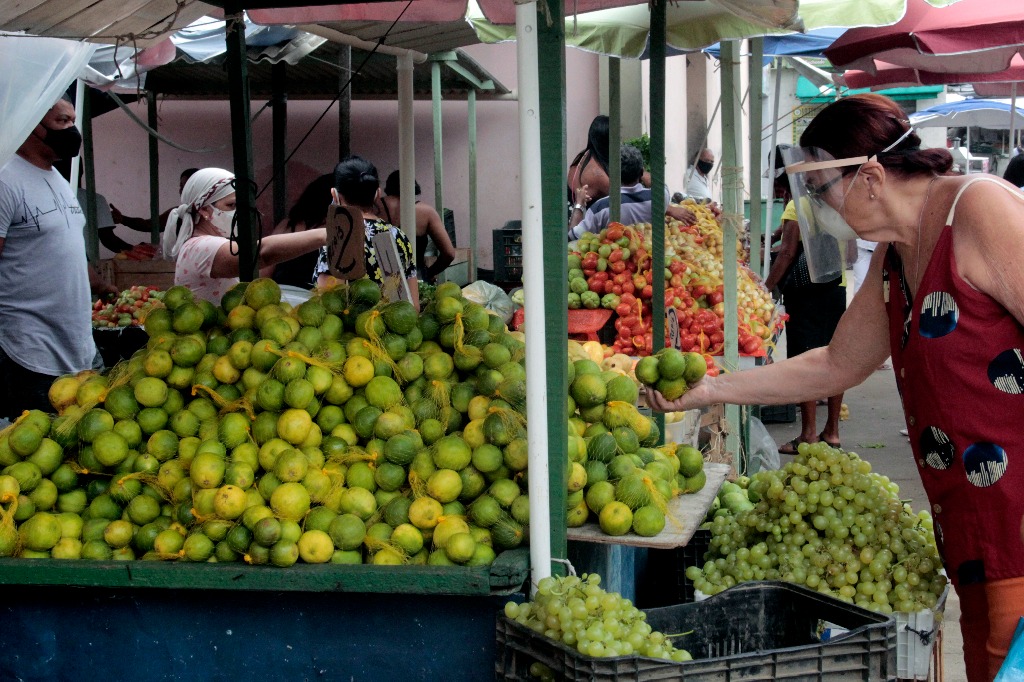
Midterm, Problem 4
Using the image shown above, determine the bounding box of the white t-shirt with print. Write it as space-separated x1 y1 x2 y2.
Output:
0 155 96 375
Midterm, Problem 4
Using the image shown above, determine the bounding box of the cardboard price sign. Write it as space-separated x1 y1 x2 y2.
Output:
325 205 365 280
371 230 413 303
666 308 681 351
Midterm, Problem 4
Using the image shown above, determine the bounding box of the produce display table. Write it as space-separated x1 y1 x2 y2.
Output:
0 550 529 681
566 462 729 549
566 463 729 604
97 258 176 290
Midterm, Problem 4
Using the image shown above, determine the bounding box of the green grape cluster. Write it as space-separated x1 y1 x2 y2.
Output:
689 443 947 614
504 573 693 662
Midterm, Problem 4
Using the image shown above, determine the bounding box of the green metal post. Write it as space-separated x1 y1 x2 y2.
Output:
747 39 763 278
468 89 478 282
82 90 99 264
432 61 444 215
147 92 160 244
272 62 288 227
650 0 667 438
608 57 622 223
536 0 568 568
224 2 259 281
720 41 743 466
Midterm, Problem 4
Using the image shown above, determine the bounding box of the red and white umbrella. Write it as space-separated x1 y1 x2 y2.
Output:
837 54 1024 90
825 0 1024 75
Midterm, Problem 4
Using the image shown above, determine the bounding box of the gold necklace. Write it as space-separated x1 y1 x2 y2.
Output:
913 175 940 293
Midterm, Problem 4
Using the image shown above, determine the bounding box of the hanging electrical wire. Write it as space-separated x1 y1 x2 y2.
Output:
255 0 416 201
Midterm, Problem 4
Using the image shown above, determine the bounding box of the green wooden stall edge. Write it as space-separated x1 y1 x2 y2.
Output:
0 548 529 595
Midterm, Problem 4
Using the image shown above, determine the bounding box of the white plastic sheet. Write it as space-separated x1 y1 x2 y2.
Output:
0 34 96 169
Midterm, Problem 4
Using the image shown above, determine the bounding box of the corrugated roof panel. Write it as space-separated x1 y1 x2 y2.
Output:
143 41 509 99
0 0 212 45
308 19 479 53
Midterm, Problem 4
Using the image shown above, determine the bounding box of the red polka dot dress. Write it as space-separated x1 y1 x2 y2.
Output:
883 179 1024 588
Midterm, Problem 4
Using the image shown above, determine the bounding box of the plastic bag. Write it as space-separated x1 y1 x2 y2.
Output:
995 617 1024 682
746 415 780 473
461 280 518 324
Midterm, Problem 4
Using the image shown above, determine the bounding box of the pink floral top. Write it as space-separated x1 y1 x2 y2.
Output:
174 235 238 304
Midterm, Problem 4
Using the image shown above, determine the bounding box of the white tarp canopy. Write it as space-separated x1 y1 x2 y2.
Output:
0 34 95 169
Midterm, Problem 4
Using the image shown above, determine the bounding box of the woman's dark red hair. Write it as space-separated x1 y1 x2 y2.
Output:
800 94 952 177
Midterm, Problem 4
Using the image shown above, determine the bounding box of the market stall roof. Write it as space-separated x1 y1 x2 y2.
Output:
143 41 510 99
0 0 214 47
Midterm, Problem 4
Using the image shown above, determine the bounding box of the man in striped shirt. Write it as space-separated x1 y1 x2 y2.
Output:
568 145 693 241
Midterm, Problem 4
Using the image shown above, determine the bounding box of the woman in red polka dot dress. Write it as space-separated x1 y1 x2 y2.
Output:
648 94 1024 681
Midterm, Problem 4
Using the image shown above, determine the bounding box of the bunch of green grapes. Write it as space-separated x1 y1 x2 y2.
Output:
689 443 947 614
504 573 692 661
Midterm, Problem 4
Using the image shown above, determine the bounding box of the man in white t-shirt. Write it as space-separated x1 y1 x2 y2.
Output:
684 148 715 202
0 97 112 417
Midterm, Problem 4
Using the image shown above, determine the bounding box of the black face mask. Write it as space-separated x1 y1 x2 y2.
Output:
38 125 82 160
696 159 714 175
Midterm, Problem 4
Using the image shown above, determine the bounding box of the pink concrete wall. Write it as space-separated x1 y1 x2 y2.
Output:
91 42 602 270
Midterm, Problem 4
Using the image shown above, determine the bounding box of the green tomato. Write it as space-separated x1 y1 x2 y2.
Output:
601 293 620 309
567 255 582 271
568 293 582 310
581 291 600 310
597 258 608 272
569 278 589 295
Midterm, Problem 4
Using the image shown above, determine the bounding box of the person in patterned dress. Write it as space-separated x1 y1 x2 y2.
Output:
648 94 1024 681
313 156 418 308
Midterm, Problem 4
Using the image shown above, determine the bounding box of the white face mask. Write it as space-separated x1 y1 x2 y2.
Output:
809 168 861 241
208 208 235 238
813 201 859 241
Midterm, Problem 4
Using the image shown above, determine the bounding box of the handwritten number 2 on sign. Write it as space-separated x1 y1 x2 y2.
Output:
326 206 365 280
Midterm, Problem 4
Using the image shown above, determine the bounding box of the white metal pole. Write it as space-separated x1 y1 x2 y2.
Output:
397 53 417 250
763 62 782 280
516 0 552 590
1010 83 1018 160
70 79 85 186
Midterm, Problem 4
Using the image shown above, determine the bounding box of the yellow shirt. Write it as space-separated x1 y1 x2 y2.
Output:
781 200 798 222
779 201 847 286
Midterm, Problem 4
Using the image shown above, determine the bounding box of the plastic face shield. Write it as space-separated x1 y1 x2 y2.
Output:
781 146 869 283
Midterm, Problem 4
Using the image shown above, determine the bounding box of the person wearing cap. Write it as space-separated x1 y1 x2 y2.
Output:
648 93 1024 681
162 168 328 303
375 170 456 284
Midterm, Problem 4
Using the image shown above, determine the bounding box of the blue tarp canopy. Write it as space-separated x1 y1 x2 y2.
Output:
704 28 845 62
911 99 1024 129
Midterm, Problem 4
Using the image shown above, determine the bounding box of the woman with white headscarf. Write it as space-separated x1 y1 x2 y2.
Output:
163 168 327 303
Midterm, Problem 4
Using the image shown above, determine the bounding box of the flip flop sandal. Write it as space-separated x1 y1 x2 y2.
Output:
777 436 815 455
818 431 842 449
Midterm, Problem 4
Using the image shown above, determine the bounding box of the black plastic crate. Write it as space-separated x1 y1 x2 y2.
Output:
493 228 524 283
495 581 897 681
759 403 797 424
637 528 712 608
